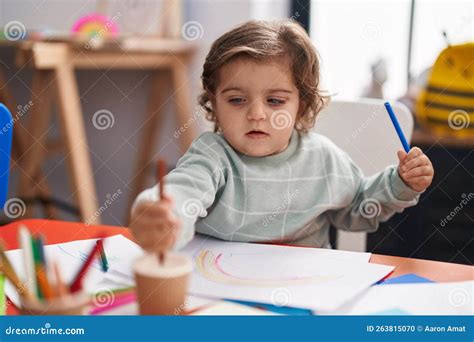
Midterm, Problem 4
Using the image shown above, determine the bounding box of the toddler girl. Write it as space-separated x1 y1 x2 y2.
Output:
130 20 434 253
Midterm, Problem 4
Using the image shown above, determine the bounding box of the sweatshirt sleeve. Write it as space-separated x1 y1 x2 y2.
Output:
131 133 225 249
325 145 422 233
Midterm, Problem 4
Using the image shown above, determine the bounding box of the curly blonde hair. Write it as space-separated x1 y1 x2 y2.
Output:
199 19 329 132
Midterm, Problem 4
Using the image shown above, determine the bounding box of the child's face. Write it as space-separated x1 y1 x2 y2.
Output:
213 58 300 157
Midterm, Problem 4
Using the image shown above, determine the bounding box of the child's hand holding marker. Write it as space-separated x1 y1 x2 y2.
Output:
397 147 434 192
384 102 434 193
129 160 181 255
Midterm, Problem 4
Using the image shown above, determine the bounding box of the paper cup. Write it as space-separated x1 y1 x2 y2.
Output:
20 292 91 315
133 252 193 315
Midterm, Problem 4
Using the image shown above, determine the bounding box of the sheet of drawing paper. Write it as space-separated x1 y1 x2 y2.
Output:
4 234 142 306
181 235 392 312
183 234 372 262
330 281 474 315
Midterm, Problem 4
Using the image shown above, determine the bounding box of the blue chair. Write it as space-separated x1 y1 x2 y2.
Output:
0 103 13 208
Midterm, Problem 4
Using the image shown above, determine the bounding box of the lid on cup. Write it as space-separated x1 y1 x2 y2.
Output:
133 252 193 278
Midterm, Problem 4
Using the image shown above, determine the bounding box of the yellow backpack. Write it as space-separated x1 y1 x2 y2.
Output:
416 42 473 138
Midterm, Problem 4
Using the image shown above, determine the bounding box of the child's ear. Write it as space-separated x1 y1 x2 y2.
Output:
297 99 307 118
206 93 221 132
206 91 216 111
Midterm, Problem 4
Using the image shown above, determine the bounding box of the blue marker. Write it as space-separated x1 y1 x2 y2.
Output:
384 102 410 153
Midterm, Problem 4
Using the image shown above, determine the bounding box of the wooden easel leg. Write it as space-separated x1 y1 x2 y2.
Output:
127 71 169 223
171 63 196 151
54 62 99 224
17 69 57 218
0 67 25 165
1 66 56 219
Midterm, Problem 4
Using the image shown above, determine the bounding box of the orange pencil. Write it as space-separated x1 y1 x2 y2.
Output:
36 267 53 299
33 235 54 300
157 159 167 264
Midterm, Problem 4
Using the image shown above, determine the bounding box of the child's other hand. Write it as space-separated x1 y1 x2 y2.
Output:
397 147 434 192
129 195 181 254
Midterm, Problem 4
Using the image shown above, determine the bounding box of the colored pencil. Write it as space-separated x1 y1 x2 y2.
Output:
0 263 29 299
384 101 411 153
96 240 109 272
33 236 54 300
158 159 166 201
69 239 103 293
94 286 135 298
36 235 46 266
0 240 33 300
90 291 136 315
31 236 43 299
36 267 53 299
18 225 37 296
157 159 167 265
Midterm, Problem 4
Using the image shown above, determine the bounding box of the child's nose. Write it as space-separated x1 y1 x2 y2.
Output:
247 102 267 121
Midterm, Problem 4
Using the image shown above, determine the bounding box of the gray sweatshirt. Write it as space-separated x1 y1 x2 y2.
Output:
133 130 420 250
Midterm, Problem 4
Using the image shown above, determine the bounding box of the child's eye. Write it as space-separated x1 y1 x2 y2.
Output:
268 98 285 105
229 98 245 105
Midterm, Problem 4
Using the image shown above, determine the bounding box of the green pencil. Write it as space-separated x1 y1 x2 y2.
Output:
31 238 43 299
96 240 109 272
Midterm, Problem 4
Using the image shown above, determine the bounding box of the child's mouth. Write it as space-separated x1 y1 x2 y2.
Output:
245 130 269 139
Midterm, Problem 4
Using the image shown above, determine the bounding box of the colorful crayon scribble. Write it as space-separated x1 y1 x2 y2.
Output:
195 249 342 287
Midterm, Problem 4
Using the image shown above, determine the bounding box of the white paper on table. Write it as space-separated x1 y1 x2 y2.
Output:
183 234 372 263
4 234 142 307
191 301 280 316
184 295 219 312
78 233 373 282
180 234 392 312
329 281 474 315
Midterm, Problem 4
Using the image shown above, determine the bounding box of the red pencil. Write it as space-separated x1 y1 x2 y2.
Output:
69 238 104 293
157 159 167 264
157 159 166 200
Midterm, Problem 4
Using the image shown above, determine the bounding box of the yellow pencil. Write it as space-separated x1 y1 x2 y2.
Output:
0 263 33 300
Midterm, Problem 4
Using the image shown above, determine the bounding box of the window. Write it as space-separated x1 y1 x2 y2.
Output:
411 0 472 78
310 0 471 100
